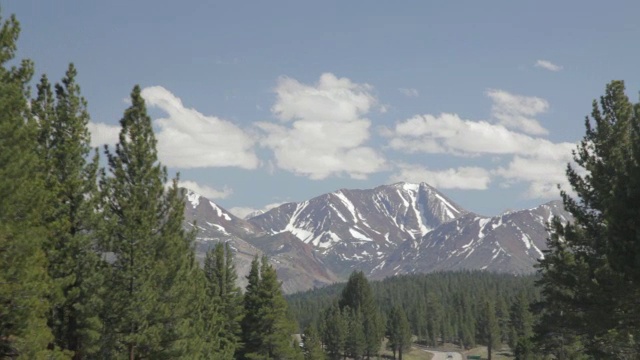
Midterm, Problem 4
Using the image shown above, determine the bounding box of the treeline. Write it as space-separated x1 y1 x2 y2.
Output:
288 271 540 359
0 12 300 359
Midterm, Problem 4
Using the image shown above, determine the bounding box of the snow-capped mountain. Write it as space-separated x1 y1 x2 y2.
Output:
373 200 571 278
182 189 339 293
182 183 571 293
248 182 467 276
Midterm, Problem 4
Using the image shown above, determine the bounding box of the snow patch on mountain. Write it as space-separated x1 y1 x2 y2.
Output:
209 201 232 221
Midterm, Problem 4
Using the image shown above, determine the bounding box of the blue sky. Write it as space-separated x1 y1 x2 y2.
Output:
6 1 640 217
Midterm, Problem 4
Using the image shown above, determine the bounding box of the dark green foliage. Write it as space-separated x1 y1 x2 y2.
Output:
321 302 346 360
339 271 383 358
476 299 500 360
288 271 539 354
98 86 202 358
344 307 366 359
535 81 640 358
0 10 68 359
33 64 104 359
203 242 243 359
302 324 325 360
241 256 300 360
386 306 411 360
508 291 533 358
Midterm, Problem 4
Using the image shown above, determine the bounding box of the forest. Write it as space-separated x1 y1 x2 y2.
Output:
2 7 640 360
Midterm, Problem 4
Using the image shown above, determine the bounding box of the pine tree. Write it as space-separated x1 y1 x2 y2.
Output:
345 307 366 360
302 324 325 360
322 302 346 360
508 291 533 358
477 299 500 360
241 256 299 359
98 85 202 359
0 11 69 359
203 242 243 359
339 271 383 359
386 306 411 360
535 81 640 358
32 64 104 359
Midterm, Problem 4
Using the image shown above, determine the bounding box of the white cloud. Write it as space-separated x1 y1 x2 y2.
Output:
141 86 259 169
486 89 549 135
228 202 284 219
494 155 572 199
88 122 120 148
173 180 233 199
535 59 563 72
385 111 576 199
389 163 491 190
398 88 419 97
386 112 570 158
257 73 386 180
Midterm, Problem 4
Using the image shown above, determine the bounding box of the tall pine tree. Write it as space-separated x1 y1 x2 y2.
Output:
241 256 300 359
98 85 202 359
32 64 104 359
535 81 640 358
339 271 383 359
386 306 411 360
0 11 67 359
203 242 243 359
477 299 500 360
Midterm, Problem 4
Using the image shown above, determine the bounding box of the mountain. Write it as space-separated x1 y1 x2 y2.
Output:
183 189 339 293
182 183 570 293
248 182 467 276
372 201 570 278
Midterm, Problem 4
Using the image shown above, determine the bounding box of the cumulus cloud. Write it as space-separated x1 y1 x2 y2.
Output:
487 89 549 135
535 59 563 72
256 73 386 180
386 112 569 158
494 154 573 198
141 86 259 169
385 110 575 199
173 180 233 199
88 122 120 148
398 88 419 97
228 202 284 219
389 163 491 190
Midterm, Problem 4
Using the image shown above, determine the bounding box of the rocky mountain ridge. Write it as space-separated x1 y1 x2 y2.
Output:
183 182 571 293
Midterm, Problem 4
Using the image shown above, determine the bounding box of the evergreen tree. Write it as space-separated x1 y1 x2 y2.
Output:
240 256 262 358
322 302 346 360
302 324 325 360
386 306 411 360
477 299 500 360
508 291 533 358
535 81 640 358
345 307 365 360
339 271 383 359
32 64 104 359
0 11 68 359
241 256 299 359
203 242 243 359
98 85 201 359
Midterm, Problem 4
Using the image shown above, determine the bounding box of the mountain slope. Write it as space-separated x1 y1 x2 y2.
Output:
247 182 467 275
373 200 570 278
183 189 338 292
